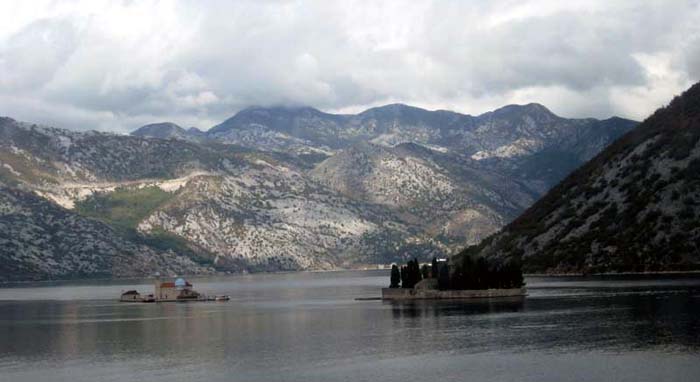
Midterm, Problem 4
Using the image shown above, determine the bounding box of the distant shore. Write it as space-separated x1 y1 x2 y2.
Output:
3 268 700 285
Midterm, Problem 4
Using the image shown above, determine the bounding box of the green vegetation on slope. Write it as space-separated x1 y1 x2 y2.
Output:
75 186 216 267
138 229 215 267
75 186 174 230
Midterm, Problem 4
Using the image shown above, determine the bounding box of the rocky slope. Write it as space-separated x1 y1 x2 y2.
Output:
0 184 212 281
310 142 535 246
0 118 440 276
0 117 227 183
458 83 700 273
136 164 426 271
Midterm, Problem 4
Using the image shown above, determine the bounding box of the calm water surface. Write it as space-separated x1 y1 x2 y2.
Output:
1 271 699 382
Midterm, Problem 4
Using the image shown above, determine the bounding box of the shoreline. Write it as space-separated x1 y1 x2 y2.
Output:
0 268 378 286
3 269 700 286
381 287 526 300
525 270 700 277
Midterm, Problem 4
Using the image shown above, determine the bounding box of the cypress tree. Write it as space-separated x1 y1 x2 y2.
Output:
462 255 475 289
421 264 430 279
390 264 401 288
438 260 450 290
476 257 489 289
400 265 408 288
412 258 422 286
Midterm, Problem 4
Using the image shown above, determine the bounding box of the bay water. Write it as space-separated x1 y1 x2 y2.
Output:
1 271 699 381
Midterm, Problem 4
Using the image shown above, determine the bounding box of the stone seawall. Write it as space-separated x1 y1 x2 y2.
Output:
381 287 526 300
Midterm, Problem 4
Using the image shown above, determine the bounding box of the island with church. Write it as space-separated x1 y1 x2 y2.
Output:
119 276 230 303
381 256 526 300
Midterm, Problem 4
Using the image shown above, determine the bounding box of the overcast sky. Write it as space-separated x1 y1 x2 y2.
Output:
1 0 699 133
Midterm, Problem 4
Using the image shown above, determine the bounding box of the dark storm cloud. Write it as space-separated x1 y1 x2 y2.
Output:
0 0 698 132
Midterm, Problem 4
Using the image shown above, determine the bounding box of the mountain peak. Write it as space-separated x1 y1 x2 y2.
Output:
209 105 336 136
489 103 557 118
132 122 184 135
0 116 17 124
131 122 203 142
359 103 431 117
239 105 324 116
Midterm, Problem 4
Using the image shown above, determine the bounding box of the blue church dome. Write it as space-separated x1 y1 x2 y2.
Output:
175 278 187 289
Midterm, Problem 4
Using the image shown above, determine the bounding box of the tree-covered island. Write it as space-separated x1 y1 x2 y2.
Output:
389 255 524 291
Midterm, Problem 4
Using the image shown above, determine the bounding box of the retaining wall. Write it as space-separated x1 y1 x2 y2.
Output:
381 287 526 300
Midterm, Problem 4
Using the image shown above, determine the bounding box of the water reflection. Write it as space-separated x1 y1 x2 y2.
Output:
388 297 525 320
1 272 699 382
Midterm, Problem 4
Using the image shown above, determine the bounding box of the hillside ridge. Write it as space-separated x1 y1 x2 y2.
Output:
457 82 700 273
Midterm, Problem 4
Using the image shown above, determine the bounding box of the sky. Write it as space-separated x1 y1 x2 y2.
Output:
0 0 699 133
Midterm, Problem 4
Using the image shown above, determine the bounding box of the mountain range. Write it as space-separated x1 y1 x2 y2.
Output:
0 103 637 280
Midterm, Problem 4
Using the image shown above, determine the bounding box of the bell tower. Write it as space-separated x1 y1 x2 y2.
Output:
154 272 161 299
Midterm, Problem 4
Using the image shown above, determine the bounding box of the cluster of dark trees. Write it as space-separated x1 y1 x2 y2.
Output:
449 256 524 290
390 259 422 289
389 256 524 290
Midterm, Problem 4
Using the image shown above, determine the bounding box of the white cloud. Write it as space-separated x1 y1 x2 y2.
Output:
0 0 698 133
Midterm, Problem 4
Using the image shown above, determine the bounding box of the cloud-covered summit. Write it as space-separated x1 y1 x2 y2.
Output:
0 0 698 133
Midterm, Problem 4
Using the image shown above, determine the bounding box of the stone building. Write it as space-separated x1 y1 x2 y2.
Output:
154 277 201 301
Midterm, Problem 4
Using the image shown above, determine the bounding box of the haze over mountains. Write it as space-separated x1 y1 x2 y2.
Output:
1 103 637 280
